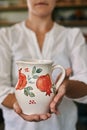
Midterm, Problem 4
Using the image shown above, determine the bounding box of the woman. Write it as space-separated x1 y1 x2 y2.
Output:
0 0 87 130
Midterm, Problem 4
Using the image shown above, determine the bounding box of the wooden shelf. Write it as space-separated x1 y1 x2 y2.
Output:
0 2 87 11
0 20 87 27
0 21 17 26
57 20 87 27
0 2 87 28
56 2 87 9
0 4 27 11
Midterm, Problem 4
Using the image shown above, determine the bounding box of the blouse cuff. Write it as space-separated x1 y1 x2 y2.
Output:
69 73 87 84
73 96 87 104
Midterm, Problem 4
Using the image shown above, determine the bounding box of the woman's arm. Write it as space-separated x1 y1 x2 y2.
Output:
1 93 16 109
66 80 87 98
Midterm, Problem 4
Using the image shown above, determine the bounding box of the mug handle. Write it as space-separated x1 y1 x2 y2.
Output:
52 65 66 90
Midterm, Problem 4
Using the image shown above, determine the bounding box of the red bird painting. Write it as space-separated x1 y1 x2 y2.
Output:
16 68 27 90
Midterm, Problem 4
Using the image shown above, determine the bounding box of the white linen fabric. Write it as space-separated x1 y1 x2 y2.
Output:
0 22 87 130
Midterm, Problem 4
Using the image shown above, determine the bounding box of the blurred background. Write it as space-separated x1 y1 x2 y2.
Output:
0 0 87 130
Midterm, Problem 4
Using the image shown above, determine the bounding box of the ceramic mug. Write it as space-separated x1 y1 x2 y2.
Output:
15 59 65 115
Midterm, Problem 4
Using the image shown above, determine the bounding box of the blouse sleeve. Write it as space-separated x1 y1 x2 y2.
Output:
0 28 15 106
68 28 87 103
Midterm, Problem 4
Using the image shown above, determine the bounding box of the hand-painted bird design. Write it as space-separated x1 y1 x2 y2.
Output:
16 68 27 90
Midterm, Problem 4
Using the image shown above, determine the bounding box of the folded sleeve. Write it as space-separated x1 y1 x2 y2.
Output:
68 28 87 103
0 28 15 105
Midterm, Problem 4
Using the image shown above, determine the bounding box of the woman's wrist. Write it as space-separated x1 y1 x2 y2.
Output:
2 93 17 109
63 79 70 96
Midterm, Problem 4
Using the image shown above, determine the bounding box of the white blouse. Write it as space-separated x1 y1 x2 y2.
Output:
0 22 87 130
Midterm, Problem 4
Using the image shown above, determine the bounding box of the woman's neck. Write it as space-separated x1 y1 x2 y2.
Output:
25 15 54 51
25 15 54 34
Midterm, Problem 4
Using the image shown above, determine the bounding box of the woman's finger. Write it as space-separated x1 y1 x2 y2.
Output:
19 113 51 122
50 84 66 113
13 101 22 114
13 101 51 122
19 113 40 122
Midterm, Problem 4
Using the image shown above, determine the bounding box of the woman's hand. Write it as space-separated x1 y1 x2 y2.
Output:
50 68 72 114
13 101 51 122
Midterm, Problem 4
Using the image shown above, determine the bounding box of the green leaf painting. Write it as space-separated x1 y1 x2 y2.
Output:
33 75 38 79
24 89 29 96
29 92 35 97
36 68 43 73
24 86 35 97
23 66 43 97
32 66 36 75
52 84 56 94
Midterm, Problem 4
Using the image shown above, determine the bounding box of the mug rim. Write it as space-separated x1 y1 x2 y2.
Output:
16 59 53 65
